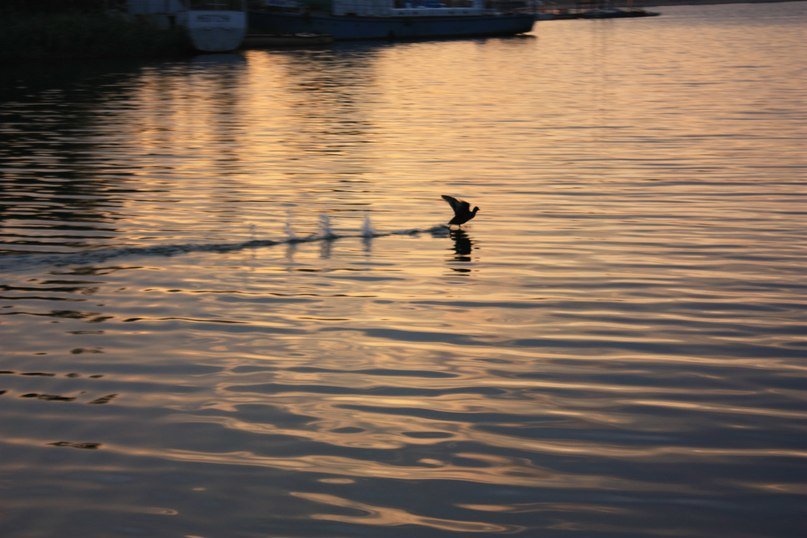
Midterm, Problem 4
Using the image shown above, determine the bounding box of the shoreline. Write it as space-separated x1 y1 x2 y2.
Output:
2 1 803 63
546 0 804 7
645 0 803 5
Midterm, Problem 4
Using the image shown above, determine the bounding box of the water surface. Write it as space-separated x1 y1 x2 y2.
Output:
2 3 806 537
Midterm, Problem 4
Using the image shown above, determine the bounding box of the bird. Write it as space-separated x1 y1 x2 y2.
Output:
441 195 479 226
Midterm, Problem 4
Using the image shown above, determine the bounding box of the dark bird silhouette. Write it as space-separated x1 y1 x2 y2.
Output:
441 195 479 226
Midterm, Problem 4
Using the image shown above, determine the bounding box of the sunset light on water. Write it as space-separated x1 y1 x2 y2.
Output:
1 3 806 537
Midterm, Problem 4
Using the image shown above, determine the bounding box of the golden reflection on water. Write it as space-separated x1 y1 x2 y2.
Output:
292 491 520 533
1 3 807 537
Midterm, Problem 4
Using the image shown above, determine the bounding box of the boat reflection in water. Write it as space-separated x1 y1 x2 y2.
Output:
249 0 535 40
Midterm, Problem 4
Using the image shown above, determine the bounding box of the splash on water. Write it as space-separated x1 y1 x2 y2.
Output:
0 218 450 271
318 214 335 239
361 213 375 252
362 213 375 238
284 211 297 242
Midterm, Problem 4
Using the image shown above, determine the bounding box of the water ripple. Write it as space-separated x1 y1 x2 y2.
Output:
2 4 806 536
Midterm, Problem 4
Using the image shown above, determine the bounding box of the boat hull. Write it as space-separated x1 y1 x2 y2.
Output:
248 11 535 40
182 10 247 52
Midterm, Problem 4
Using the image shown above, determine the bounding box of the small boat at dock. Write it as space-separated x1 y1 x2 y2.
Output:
531 0 659 21
582 6 659 18
242 32 334 47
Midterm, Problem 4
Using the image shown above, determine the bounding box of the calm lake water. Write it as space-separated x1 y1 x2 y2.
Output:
2 3 806 537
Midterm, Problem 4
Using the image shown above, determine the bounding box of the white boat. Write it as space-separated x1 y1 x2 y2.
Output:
179 1 247 52
127 0 247 52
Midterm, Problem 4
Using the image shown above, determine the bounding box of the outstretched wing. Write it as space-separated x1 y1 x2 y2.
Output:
441 195 468 214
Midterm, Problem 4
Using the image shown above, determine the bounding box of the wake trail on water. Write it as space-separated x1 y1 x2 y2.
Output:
0 217 450 272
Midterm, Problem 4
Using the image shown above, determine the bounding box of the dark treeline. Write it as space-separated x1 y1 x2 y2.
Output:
1 2 191 62
2 0 119 12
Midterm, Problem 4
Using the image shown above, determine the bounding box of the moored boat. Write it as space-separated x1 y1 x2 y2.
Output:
126 0 247 52
582 7 659 18
249 0 535 41
529 0 659 21
179 0 248 52
242 32 335 47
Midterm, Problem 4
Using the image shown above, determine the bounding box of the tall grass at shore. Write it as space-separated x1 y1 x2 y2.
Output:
1 10 192 62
